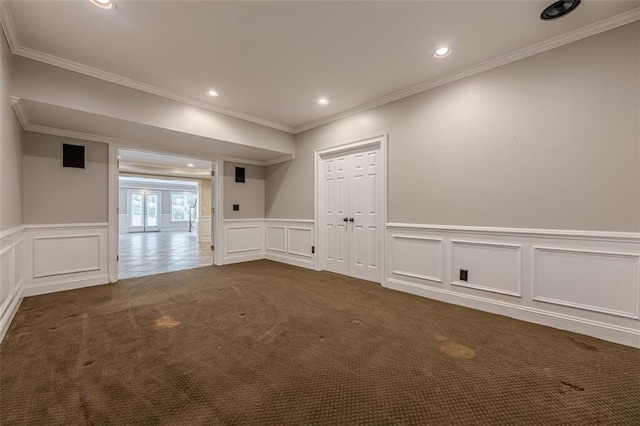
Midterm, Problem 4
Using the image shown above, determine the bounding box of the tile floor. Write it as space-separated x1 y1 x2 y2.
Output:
118 231 212 279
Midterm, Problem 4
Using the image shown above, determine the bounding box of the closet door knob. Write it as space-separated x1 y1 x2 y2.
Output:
349 217 354 222
343 217 349 222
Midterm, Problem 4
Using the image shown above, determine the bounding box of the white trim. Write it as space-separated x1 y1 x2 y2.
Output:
314 134 388 281
23 223 108 231
532 246 640 319
0 284 23 343
4 3 638 135
386 278 640 349
287 226 314 259
265 225 287 253
265 252 316 270
386 223 640 243
0 2 294 134
212 160 224 266
32 234 101 278
224 218 268 223
390 234 443 283
293 7 640 133
109 144 118 282
265 218 314 223
0 224 24 240
23 275 110 297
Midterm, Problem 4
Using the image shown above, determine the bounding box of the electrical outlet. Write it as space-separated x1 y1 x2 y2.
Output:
460 269 468 282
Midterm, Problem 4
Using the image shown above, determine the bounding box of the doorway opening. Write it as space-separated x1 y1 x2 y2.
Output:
117 149 214 279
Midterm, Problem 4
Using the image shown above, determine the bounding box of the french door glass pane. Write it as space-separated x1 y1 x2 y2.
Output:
131 193 143 227
146 194 158 227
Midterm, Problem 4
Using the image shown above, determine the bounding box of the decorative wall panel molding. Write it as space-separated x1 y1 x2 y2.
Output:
390 234 442 283
265 220 315 269
23 224 109 297
0 226 25 342
533 246 639 319
450 240 522 297
385 223 640 348
223 220 265 264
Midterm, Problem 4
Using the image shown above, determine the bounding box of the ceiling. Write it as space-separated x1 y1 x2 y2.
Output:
118 149 211 178
4 1 639 133
16 99 289 164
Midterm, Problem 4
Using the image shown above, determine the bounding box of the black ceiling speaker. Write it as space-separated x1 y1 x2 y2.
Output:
541 0 581 20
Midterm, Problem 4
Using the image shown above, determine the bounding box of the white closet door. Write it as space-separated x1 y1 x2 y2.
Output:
322 155 350 276
349 149 381 282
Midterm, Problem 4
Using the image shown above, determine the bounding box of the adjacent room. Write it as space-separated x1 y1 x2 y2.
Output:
117 150 213 279
0 1 638 424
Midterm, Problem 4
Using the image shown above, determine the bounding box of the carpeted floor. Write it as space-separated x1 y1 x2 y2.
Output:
1 260 639 425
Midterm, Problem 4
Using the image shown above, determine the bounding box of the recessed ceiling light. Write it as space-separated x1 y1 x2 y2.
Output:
540 0 581 20
318 98 330 105
434 47 451 58
90 0 115 10
206 89 219 97
187 163 195 168
117 155 122 159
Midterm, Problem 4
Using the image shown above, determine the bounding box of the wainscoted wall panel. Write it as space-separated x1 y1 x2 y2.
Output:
23 224 109 296
390 235 442 284
288 227 313 258
33 234 101 278
0 245 13 311
266 226 286 253
533 247 639 318
223 220 265 264
450 240 521 297
0 226 25 342
385 224 640 348
265 220 315 269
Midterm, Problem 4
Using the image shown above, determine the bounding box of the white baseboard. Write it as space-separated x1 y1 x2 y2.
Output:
223 253 265 265
387 278 640 348
265 252 316 270
23 274 110 297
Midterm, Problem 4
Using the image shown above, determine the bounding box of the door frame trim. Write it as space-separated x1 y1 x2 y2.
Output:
313 134 388 284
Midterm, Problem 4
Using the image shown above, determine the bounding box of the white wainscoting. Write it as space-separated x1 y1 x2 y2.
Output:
0 226 25 342
385 224 640 348
265 219 315 269
23 224 109 296
161 214 190 232
199 215 212 243
223 219 265 264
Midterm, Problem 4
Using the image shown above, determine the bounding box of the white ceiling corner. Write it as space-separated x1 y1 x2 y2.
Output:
4 1 640 136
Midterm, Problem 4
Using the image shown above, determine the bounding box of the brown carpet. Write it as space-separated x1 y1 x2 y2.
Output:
1 260 639 425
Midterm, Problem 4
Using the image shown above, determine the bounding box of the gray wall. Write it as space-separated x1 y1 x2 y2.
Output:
266 22 640 232
22 132 109 224
224 161 265 219
0 32 22 231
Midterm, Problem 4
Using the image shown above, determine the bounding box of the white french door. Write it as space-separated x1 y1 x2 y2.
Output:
321 146 382 282
128 190 160 233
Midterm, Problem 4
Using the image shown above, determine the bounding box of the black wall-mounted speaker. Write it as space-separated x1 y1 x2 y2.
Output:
62 143 85 169
235 167 245 183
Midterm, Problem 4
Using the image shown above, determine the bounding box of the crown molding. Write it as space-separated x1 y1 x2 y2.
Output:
0 2 295 135
293 7 640 134
3 2 639 136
